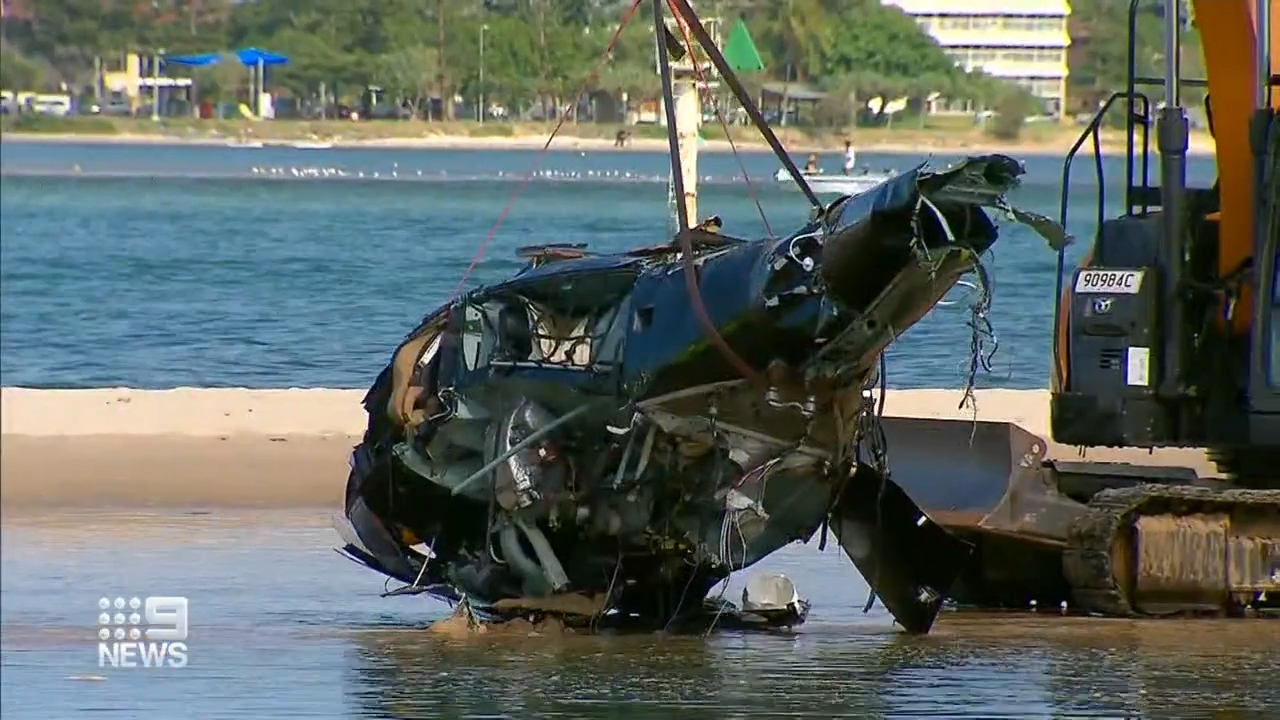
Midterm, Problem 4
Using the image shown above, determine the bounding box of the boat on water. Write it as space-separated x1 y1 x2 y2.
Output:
334 0 1068 636
226 140 264 149
292 140 334 150
774 167 895 196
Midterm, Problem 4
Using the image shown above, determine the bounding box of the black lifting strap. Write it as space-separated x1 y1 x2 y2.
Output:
664 0 824 212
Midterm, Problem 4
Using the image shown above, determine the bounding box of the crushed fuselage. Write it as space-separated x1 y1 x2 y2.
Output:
335 155 1067 634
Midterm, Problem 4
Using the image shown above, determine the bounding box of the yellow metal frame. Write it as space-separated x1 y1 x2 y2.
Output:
1196 0 1277 334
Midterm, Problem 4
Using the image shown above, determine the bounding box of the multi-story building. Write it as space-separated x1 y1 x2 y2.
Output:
882 0 1073 116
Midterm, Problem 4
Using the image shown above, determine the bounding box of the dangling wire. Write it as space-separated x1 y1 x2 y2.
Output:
446 0 645 301
958 254 999 424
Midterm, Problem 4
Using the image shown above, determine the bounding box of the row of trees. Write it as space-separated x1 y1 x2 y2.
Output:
1067 0 1206 109
0 0 1205 124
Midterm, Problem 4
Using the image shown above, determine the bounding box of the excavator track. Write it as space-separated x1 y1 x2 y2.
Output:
1063 485 1280 618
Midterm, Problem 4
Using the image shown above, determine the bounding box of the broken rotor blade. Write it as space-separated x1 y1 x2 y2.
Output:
829 464 974 634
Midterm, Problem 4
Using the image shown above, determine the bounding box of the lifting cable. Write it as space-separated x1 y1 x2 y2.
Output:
667 0 823 213
447 0 645 301
664 0 773 239
448 0 763 386
654 0 759 383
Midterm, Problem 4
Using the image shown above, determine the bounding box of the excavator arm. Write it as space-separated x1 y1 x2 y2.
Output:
885 0 1280 621
1198 0 1278 336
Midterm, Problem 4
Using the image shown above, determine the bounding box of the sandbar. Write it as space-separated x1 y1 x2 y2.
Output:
0 387 1214 510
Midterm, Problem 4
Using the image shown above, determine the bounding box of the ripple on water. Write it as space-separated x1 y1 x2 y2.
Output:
2 511 1277 718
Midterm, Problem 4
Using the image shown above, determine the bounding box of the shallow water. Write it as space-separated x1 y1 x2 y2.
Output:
2 511 1275 719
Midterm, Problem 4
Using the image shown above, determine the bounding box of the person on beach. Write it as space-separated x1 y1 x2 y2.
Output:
842 140 856 175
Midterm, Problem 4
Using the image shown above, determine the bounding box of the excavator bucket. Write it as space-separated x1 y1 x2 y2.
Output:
875 417 1090 607
878 417 1074 537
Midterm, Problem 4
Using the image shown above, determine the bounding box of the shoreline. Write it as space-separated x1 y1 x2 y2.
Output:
0 128 1218 158
0 387 1217 510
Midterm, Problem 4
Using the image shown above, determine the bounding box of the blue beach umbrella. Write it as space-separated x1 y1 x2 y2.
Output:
234 49 290 117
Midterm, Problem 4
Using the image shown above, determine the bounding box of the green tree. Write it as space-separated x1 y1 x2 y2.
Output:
1068 0 1204 112
818 0 970 120
375 45 438 113
189 52 245 103
987 87 1038 140
0 49 52 90
596 17 660 100
8 0 1144 126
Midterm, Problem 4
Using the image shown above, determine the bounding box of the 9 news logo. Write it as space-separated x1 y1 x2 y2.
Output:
96 596 189 669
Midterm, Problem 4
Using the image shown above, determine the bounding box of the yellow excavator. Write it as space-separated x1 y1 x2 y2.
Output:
882 0 1279 617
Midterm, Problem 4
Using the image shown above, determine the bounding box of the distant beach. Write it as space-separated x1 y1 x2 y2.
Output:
0 117 1218 158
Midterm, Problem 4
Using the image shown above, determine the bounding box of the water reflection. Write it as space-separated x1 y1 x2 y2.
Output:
344 629 893 718
2 512 1276 719
340 618 1279 718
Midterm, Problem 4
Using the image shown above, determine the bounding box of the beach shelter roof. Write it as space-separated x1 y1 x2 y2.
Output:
761 82 826 102
163 53 222 67
162 49 290 68
235 48 289 67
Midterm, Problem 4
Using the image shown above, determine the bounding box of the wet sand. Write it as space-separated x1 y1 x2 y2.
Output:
0 435 353 509
1 511 1275 719
0 387 1217 510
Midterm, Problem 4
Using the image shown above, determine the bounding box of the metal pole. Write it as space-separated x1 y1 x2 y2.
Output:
479 25 487 123
1156 0 1189 400
665 0 822 212
654 0 691 235
257 58 265 118
151 49 163 121
1258 0 1272 109
1162 2 1180 107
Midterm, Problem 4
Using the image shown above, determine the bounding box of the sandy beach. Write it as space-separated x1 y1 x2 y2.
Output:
0 118 1219 157
0 130 1082 156
0 387 1216 510
0 130 1221 158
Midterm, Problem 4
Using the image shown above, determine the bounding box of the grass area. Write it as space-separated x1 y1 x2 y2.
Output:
0 113 121 135
0 114 641 140
0 113 1203 153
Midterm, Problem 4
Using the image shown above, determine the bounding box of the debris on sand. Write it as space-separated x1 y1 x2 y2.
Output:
428 599 574 639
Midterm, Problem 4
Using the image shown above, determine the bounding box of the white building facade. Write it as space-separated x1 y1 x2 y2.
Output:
882 0 1073 116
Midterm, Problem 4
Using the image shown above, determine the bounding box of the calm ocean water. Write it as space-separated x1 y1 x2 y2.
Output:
0 140 1218 390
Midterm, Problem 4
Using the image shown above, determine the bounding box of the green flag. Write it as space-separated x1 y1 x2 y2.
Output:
722 18 764 74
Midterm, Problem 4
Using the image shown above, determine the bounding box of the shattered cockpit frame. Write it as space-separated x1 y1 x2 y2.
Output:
335 151 1068 635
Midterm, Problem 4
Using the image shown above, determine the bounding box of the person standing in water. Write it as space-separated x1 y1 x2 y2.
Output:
842 140 856 175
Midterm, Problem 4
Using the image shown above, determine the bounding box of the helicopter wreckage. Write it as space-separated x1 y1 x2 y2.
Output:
335 153 1069 635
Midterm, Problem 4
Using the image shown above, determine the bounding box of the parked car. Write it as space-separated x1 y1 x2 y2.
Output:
31 94 73 117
